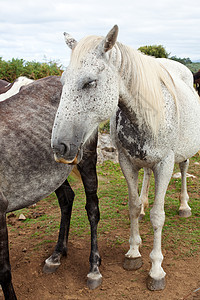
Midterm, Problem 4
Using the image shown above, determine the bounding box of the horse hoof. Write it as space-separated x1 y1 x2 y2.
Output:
123 256 143 270
87 273 102 290
179 209 191 218
43 258 61 274
147 275 166 291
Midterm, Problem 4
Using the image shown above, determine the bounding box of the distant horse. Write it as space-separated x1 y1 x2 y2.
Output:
194 70 200 96
0 79 10 91
0 76 101 299
0 76 33 101
51 25 200 291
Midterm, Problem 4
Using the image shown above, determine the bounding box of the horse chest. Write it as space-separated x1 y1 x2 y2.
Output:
115 108 147 161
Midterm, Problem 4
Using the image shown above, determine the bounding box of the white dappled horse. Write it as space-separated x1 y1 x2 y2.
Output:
51 25 200 290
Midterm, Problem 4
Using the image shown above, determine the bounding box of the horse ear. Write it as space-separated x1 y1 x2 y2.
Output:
103 25 119 53
63 32 77 50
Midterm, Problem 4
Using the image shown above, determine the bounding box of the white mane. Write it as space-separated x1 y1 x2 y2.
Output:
0 76 34 102
70 36 177 135
113 43 177 134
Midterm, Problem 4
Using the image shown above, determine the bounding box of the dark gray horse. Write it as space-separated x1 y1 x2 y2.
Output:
0 76 101 299
194 70 200 96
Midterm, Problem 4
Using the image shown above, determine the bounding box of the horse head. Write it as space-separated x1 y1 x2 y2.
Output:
51 25 119 164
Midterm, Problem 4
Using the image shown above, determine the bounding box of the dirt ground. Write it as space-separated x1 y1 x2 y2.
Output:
1 212 199 300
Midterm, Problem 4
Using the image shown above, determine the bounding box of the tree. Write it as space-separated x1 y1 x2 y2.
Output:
138 45 169 58
170 56 192 65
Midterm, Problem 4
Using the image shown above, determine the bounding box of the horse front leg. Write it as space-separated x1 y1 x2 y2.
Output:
43 179 74 273
139 167 152 218
0 191 17 299
118 152 143 270
77 131 102 290
178 159 191 217
147 152 174 291
85 192 101 289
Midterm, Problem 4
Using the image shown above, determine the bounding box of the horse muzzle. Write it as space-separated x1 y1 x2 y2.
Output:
52 141 83 165
54 153 79 165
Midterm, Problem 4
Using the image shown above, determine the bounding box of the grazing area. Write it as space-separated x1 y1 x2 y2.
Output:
4 155 200 300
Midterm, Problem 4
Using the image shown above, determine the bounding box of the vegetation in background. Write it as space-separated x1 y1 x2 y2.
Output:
186 63 200 73
99 120 110 133
0 57 63 82
138 45 170 58
170 56 192 65
1 48 200 84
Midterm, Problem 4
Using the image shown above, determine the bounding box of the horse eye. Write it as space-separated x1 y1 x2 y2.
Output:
83 80 97 89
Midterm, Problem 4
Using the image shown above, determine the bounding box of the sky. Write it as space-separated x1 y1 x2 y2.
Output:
1 0 200 68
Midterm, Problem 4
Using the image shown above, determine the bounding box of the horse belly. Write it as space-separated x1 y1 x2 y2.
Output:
5 162 71 213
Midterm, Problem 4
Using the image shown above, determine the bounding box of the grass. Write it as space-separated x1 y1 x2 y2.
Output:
7 155 200 258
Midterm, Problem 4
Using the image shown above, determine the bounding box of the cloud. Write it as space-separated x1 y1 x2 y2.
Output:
0 0 200 67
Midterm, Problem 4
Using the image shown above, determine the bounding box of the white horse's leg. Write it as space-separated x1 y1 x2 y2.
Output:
140 168 152 218
179 159 192 217
147 152 174 291
118 152 143 270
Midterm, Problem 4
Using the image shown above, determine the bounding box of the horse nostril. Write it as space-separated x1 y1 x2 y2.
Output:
52 141 79 159
52 142 69 156
59 143 69 156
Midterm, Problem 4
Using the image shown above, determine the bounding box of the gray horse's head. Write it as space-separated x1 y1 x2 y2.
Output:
51 25 119 164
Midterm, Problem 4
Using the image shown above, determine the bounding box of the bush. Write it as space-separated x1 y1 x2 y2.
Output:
0 57 63 82
138 45 169 58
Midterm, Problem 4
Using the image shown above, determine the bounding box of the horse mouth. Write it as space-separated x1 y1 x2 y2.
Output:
54 153 79 165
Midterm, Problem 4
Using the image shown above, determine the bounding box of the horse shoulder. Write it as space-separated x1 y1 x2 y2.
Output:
114 108 148 161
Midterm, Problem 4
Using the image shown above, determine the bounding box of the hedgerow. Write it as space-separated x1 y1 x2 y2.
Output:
0 57 63 82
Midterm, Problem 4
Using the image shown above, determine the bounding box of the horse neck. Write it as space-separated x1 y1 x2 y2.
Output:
112 43 147 126
110 42 170 136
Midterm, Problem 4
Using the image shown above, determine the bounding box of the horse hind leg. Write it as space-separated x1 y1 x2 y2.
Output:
0 191 17 299
118 152 143 271
43 179 74 273
139 167 152 219
178 159 191 217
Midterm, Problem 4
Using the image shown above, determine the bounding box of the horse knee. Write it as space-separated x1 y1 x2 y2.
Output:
56 180 75 208
150 209 165 229
129 197 142 218
85 194 100 224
